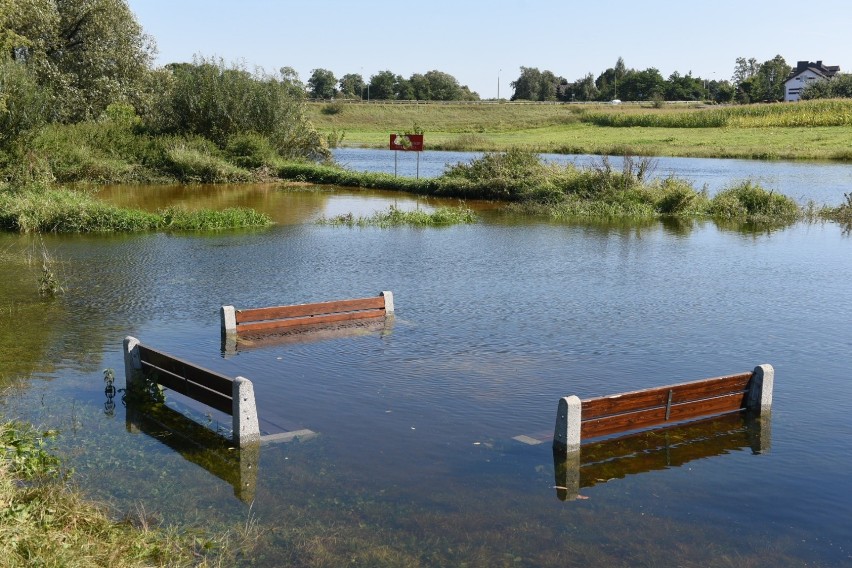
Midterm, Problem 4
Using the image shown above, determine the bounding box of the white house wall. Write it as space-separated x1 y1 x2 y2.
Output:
785 69 826 102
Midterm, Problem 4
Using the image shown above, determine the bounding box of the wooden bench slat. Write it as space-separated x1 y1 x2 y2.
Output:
236 297 386 324
581 373 752 420
236 309 385 333
581 391 747 439
141 361 234 415
138 345 233 397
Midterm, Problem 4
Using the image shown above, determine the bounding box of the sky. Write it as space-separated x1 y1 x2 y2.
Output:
126 0 852 98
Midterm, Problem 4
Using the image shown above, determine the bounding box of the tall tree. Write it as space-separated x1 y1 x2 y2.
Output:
573 73 598 101
338 73 364 99
732 57 760 85
1 0 156 121
510 67 542 101
665 71 704 101
368 70 400 100
753 55 791 101
307 68 337 99
595 58 629 100
619 67 664 101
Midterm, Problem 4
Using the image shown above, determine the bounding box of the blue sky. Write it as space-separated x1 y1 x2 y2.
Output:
127 0 851 98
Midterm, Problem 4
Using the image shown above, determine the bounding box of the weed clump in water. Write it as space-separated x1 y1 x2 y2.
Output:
709 181 799 223
320 204 477 227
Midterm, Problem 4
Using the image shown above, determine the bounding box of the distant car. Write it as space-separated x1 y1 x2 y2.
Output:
610 99 621 105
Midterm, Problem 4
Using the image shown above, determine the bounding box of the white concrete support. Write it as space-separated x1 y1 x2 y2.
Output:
232 376 260 446
553 395 582 452
221 305 237 334
123 336 143 390
747 364 774 414
380 291 394 315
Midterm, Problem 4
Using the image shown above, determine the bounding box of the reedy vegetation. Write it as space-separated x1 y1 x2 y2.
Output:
320 204 477 227
0 186 271 233
280 149 808 225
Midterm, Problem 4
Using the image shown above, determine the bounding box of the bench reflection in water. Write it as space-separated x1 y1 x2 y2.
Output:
553 410 771 501
125 402 260 503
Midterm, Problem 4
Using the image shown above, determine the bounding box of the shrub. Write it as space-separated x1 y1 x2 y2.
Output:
159 138 252 183
151 57 330 161
709 181 799 222
225 133 280 169
651 177 707 215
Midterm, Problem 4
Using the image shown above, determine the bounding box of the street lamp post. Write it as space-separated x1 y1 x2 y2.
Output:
498 69 502 100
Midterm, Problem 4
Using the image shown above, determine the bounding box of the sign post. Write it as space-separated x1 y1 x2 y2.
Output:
389 134 424 179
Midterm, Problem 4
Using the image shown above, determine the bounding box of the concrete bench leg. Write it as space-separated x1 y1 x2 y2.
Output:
123 336 143 390
553 395 582 452
747 364 774 414
380 291 394 314
233 376 260 446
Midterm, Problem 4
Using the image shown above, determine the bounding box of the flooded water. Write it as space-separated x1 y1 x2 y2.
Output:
2 175 852 566
334 147 852 206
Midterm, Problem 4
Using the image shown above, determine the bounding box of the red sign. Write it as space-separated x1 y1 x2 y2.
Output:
389 134 424 151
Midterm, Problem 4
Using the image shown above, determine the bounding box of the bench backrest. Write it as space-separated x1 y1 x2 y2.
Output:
580 371 753 439
221 291 393 335
553 364 773 451
123 336 260 446
137 344 234 415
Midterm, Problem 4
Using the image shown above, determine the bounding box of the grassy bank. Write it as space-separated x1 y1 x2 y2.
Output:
306 100 852 161
1 420 241 567
0 186 271 233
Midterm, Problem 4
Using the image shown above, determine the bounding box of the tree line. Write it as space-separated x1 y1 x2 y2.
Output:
307 68 479 101
510 55 822 104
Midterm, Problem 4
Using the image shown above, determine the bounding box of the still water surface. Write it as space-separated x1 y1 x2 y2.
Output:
2 168 852 565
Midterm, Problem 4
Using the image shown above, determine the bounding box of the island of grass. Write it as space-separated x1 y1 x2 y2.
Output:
281 149 852 228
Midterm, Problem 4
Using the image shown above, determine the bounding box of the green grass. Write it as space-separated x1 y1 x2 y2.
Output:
0 420 244 567
306 100 852 161
319 204 477 227
582 99 852 128
0 187 272 233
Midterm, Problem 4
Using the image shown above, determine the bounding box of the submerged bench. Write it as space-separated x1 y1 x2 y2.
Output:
123 336 260 446
553 364 774 452
220 291 394 336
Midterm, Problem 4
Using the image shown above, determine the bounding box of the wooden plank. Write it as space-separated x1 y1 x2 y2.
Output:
581 391 747 439
235 296 385 324
581 373 752 420
138 345 233 397
236 309 385 333
141 361 233 415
